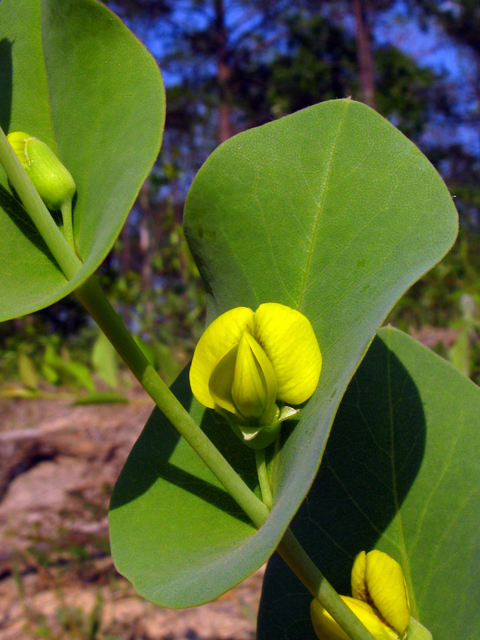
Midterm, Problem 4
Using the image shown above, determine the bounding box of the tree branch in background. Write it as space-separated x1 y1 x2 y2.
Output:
352 0 376 109
215 0 233 143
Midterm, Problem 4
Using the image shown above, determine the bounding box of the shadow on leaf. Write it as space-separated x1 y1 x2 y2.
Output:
0 38 12 133
0 185 60 262
110 367 254 524
258 334 426 640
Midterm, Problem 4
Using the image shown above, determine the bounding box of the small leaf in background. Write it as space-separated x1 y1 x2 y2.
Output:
447 294 480 377
92 331 119 389
42 340 95 391
43 341 62 368
41 362 60 385
151 340 183 386
61 360 95 393
74 392 128 406
447 326 470 376
1 384 38 398
133 335 156 367
18 352 38 390
257 327 480 640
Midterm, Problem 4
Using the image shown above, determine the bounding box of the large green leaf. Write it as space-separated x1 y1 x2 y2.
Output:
258 327 480 640
109 101 458 607
0 0 165 320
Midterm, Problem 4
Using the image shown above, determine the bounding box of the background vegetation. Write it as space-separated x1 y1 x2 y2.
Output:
3 0 480 395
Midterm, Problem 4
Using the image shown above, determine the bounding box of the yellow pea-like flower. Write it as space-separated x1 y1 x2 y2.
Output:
310 597 399 640
190 302 322 447
7 131 76 211
351 550 410 635
310 551 432 640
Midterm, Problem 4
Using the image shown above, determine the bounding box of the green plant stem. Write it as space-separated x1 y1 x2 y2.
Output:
0 124 376 640
277 529 377 640
255 448 273 509
77 278 375 640
0 126 82 279
75 275 270 528
60 200 75 252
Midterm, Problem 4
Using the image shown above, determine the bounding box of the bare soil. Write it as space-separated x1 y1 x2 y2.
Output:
0 391 262 640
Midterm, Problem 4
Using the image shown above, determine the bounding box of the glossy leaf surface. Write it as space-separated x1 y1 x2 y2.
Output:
0 0 165 320
258 328 480 640
110 101 458 607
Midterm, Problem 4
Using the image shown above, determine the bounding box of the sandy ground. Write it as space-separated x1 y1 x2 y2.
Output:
0 392 263 640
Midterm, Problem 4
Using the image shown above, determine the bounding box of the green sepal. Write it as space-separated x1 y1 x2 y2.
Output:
405 618 432 640
229 413 282 449
221 403 300 450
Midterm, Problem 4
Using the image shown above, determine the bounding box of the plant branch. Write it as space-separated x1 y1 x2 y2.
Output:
0 123 268 529
60 200 75 252
0 125 376 640
277 529 377 640
75 275 270 529
255 447 273 509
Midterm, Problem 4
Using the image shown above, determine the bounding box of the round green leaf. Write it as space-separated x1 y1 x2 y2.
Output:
110 101 458 607
0 0 165 320
258 328 480 640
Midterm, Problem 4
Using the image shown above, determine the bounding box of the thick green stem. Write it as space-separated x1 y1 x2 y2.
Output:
60 200 75 252
277 529 376 640
0 124 376 640
255 448 273 509
76 280 375 640
0 123 268 528
76 275 270 528
0 126 82 279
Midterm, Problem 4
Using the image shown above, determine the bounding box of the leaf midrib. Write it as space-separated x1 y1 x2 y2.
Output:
296 98 350 312
38 0 58 154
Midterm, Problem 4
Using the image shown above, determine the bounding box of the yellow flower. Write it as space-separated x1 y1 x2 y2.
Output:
351 551 410 635
189 303 322 447
311 550 418 640
7 131 76 210
311 597 399 640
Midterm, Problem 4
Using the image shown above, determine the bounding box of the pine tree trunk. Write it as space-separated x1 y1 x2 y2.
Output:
352 0 376 110
215 0 232 143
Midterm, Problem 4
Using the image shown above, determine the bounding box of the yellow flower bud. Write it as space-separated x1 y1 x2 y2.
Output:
310 596 400 640
351 550 410 635
208 330 278 425
232 331 278 421
7 131 76 210
190 303 322 447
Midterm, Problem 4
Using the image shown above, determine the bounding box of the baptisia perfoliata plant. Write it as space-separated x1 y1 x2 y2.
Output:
189 303 322 448
7 132 77 249
311 550 432 640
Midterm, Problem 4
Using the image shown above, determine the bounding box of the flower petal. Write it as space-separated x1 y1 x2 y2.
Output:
365 551 410 635
253 303 322 404
209 343 239 416
310 597 399 640
351 551 369 603
7 131 31 168
232 332 277 421
190 307 254 408
244 331 278 424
